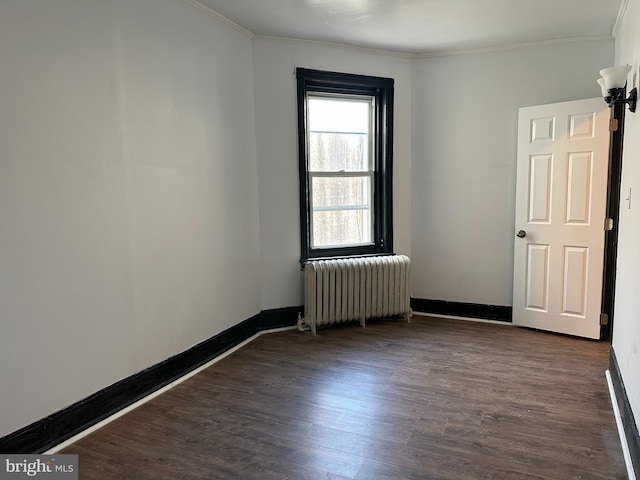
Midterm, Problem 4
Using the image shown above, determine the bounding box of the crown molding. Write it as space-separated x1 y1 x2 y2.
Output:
613 0 630 38
180 0 254 38
413 34 614 59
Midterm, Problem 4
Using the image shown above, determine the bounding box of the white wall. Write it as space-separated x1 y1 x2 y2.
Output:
411 40 614 305
613 0 640 434
252 38 412 310
0 0 261 437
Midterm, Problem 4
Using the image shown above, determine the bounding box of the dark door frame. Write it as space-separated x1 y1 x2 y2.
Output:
600 101 626 341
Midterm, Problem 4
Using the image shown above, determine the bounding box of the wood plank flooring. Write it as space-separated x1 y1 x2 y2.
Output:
62 316 627 479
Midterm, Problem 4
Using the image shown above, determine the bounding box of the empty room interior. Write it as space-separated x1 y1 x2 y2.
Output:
1 0 640 478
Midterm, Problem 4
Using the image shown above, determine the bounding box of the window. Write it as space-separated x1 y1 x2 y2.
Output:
297 68 394 261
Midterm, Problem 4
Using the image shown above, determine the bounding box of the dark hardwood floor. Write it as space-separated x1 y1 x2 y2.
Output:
62 316 627 479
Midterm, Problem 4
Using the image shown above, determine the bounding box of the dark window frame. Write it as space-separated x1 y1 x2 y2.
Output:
296 68 394 262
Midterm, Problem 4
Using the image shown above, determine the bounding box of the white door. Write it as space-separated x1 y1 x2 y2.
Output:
513 98 610 339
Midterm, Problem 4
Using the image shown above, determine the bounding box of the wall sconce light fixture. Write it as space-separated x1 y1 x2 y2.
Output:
597 65 637 113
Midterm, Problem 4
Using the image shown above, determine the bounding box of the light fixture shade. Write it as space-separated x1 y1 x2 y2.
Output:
597 78 609 97
599 65 632 90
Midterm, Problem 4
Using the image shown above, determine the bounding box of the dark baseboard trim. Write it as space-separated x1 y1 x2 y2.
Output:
411 298 512 322
259 306 302 330
0 306 302 454
609 347 640 477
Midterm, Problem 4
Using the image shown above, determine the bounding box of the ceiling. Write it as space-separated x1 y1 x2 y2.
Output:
196 0 623 55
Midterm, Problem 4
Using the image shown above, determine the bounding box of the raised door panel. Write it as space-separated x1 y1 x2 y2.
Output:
528 155 553 224
565 152 593 225
562 246 588 317
526 244 550 311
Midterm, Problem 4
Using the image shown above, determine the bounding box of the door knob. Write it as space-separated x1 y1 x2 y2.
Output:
516 230 526 238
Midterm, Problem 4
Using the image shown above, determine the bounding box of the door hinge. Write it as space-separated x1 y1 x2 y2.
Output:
610 118 619 132
604 217 614 231
600 313 609 325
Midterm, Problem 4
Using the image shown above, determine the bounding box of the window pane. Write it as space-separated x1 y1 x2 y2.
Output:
311 176 372 248
312 176 371 208
312 209 372 248
309 132 368 171
308 97 370 133
308 97 371 172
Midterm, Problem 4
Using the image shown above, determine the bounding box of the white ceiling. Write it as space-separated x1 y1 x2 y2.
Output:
195 0 623 55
